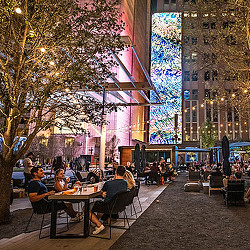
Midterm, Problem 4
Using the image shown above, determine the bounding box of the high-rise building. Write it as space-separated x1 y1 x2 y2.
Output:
152 0 250 150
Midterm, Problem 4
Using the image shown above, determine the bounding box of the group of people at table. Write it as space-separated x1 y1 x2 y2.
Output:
188 159 250 202
143 158 176 184
27 164 135 235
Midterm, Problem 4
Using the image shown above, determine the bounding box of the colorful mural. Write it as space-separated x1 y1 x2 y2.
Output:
150 12 182 144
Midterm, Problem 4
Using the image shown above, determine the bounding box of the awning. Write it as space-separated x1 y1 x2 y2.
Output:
176 147 211 153
230 142 250 148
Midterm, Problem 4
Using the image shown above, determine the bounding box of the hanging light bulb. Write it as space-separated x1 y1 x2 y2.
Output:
15 8 22 14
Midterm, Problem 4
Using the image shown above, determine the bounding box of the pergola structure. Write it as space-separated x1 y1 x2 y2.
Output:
80 36 163 169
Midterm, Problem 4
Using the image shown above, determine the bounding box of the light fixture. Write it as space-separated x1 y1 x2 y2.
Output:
221 97 224 101
210 101 213 104
192 107 195 110
244 89 247 93
15 8 22 14
220 124 223 127
232 93 236 98
201 104 204 108
40 48 46 53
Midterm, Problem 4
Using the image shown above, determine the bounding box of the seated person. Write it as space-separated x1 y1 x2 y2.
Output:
150 162 159 172
123 167 135 190
144 162 151 172
28 167 82 223
90 165 128 235
54 168 81 192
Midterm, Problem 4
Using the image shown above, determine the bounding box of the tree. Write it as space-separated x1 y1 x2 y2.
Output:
105 134 120 162
0 0 124 224
199 119 218 148
188 0 250 113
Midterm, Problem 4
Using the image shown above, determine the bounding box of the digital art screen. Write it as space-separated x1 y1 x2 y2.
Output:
150 12 182 144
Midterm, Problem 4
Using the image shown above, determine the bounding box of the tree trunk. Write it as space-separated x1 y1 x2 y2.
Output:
0 161 14 224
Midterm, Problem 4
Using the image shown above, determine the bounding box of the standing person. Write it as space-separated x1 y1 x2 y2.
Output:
23 152 34 191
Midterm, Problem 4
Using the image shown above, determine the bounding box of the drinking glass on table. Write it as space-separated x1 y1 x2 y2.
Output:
74 184 80 193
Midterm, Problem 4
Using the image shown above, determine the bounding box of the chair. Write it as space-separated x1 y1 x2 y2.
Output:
202 171 211 182
188 171 200 182
148 171 160 185
225 180 245 207
132 179 142 215
25 199 68 239
209 175 224 196
90 190 130 240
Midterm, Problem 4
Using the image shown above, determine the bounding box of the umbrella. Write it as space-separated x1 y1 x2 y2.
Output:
209 150 213 166
222 135 231 176
140 145 146 173
134 143 140 173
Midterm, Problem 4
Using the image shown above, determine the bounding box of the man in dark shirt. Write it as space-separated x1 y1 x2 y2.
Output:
28 167 81 222
90 165 128 235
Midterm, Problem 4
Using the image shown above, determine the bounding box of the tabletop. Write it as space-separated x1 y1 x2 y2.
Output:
48 188 102 200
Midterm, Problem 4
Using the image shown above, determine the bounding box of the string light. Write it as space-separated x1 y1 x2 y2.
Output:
15 8 22 14
232 93 236 98
49 61 55 66
40 48 46 53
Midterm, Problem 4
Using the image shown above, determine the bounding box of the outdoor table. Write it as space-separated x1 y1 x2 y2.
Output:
48 188 102 239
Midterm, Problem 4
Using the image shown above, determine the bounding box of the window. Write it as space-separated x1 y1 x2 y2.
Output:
226 35 236 45
204 71 210 81
40 138 48 147
191 12 197 17
164 0 169 3
184 12 189 17
184 54 190 63
65 137 74 147
206 108 211 121
227 111 232 122
191 52 198 63
204 36 209 45
184 90 190 100
192 89 198 100
212 70 218 81
186 111 190 122
192 37 197 45
192 71 198 81
184 36 190 44
211 53 217 63
211 22 216 29
234 108 239 122
223 22 228 29
184 71 190 81
192 110 197 122
171 0 176 3
203 53 209 63
205 89 210 99
213 110 218 122
203 22 209 29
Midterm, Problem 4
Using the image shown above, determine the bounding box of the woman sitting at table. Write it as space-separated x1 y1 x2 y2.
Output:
54 169 82 222
54 168 81 192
